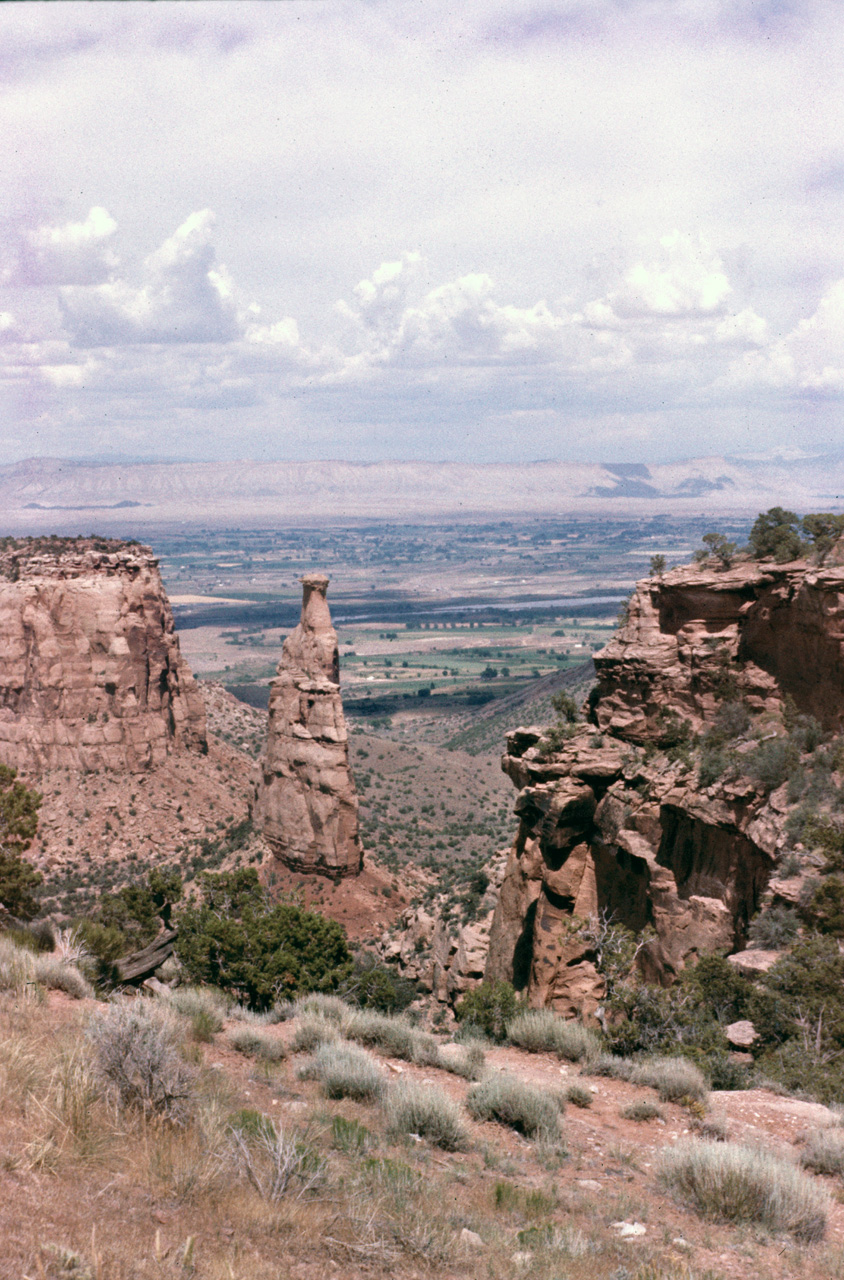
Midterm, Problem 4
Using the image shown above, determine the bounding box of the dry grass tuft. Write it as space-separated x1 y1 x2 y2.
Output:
506 1008 600 1062
630 1055 709 1104
660 1138 830 1242
466 1073 562 1143
384 1080 467 1150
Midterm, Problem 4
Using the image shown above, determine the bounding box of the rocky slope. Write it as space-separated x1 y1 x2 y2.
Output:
254 573 363 879
484 552 844 1016
0 537 206 772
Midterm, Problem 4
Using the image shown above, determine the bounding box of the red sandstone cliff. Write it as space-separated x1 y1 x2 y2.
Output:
0 538 206 773
486 553 841 1017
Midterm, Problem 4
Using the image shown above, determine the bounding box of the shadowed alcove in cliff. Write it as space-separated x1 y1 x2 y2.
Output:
656 805 772 949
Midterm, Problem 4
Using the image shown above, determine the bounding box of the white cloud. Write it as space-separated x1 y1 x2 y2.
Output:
59 211 240 345
11 207 119 287
730 280 844 391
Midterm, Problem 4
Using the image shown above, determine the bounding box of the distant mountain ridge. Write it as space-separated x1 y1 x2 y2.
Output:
1 454 843 530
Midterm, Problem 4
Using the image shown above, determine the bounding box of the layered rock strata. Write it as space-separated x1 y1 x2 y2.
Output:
0 538 206 772
486 556 836 1018
255 573 363 878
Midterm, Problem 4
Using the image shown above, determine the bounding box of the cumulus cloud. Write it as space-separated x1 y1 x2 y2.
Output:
11 207 119 287
59 210 240 345
731 279 844 392
601 233 732 319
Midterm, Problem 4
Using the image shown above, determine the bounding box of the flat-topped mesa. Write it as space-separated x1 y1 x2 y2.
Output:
591 556 844 742
254 573 363 879
0 536 206 772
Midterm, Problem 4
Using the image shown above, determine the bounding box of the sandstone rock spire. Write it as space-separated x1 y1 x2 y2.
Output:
0 537 206 773
255 573 363 878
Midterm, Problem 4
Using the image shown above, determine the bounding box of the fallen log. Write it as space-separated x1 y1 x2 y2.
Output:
116 928 178 984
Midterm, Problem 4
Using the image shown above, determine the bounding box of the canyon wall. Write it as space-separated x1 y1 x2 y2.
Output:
486 556 840 1017
254 573 363 879
0 538 206 773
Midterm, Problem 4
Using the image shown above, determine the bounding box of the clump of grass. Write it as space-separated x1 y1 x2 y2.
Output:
291 1014 339 1053
439 1040 486 1081
466 1074 561 1143
345 1009 441 1067
506 1009 600 1062
166 987 227 1041
584 1052 634 1080
0 935 92 1000
310 1040 384 1101
660 1139 829 1242
622 1099 663 1122
294 993 352 1023
565 1083 593 1109
630 1056 708 1104
800 1126 844 1176
86 999 195 1123
228 1025 286 1062
332 1115 376 1153
385 1080 467 1150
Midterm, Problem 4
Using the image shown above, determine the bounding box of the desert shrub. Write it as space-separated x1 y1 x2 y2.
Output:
454 980 519 1041
748 905 800 949
746 737 800 791
345 1009 441 1066
506 1008 600 1062
698 744 730 788
86 1000 195 1123
293 993 351 1022
0 766 43 921
0 935 92 999
166 986 227 1041
585 1053 634 1080
385 1080 467 1150
439 1040 486 1081
338 953 417 1014
630 1056 708 1104
228 1025 286 1062
176 868 352 1009
659 1139 828 1242
622 1099 663 1121
564 1083 593 1108
311 1040 383 1101
800 875 844 935
800 1126 844 1176
466 1074 561 1143
291 1014 339 1053
229 1119 325 1201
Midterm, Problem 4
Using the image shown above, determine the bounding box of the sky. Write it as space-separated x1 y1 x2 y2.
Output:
2 0 844 467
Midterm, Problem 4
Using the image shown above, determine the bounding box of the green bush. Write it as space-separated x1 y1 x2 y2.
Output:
385 1081 467 1150
175 869 352 1010
0 765 43 921
748 507 805 563
454 980 519 1042
466 1074 561 1143
659 1139 828 1242
747 905 800 949
506 1009 599 1062
338 953 417 1014
746 737 800 791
